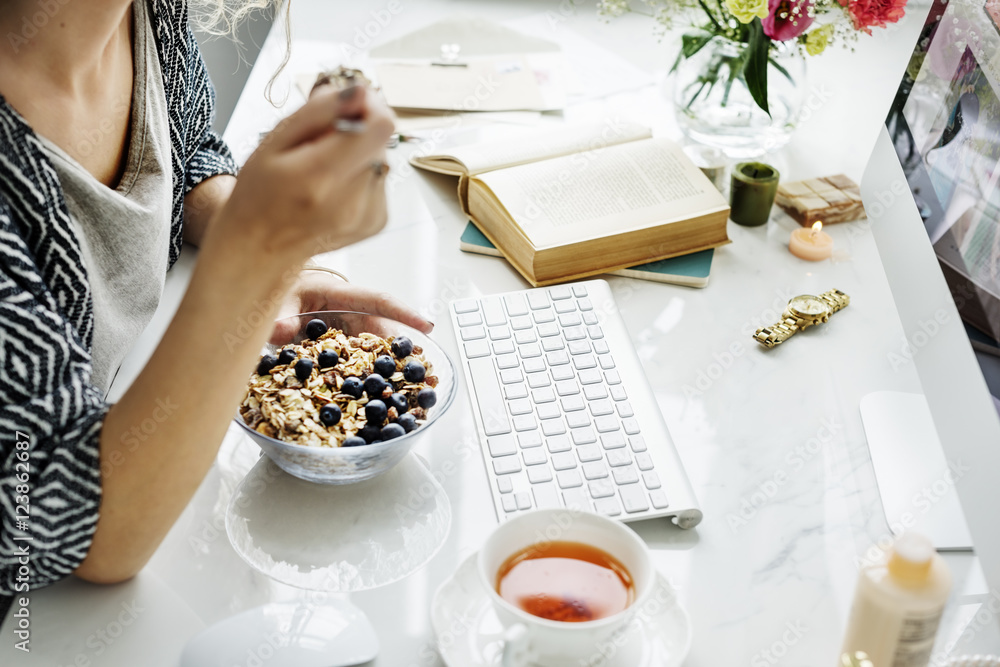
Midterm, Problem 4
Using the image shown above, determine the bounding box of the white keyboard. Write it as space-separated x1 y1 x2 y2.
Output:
450 279 702 528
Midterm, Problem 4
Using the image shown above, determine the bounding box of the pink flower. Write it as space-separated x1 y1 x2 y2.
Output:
763 0 814 41
842 0 906 34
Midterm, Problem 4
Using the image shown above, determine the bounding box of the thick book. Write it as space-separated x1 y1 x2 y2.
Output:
460 221 714 288
411 121 730 286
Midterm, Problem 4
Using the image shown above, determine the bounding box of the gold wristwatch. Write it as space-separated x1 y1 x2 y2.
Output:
753 289 850 348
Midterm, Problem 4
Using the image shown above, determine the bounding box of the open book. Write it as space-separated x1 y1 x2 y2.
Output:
410 122 730 286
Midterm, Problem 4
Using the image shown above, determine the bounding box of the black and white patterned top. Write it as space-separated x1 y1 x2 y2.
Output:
0 0 238 599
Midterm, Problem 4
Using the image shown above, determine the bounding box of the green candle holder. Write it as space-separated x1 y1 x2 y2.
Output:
730 162 780 227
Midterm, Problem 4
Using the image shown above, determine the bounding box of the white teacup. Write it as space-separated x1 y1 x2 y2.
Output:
477 509 655 667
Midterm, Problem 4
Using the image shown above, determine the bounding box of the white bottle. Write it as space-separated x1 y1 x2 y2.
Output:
839 532 952 667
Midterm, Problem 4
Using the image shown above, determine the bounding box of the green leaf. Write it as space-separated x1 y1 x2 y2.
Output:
744 20 771 117
768 56 794 84
670 31 713 73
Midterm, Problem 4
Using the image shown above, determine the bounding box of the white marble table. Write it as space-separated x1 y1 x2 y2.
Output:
5 1 997 665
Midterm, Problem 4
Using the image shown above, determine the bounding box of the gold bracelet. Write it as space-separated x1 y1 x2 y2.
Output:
302 263 350 283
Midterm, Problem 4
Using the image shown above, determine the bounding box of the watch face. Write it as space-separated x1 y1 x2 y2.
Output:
788 295 829 317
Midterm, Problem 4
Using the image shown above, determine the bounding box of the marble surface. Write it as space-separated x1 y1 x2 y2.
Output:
4 1 998 666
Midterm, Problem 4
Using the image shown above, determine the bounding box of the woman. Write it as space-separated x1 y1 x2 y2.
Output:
0 0 431 612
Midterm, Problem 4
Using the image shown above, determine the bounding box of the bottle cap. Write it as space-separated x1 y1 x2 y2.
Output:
840 651 874 667
888 533 934 582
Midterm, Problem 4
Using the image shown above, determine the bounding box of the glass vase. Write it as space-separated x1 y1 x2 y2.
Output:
672 36 807 159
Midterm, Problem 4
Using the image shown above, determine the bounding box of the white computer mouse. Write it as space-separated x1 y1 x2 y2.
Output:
180 600 379 667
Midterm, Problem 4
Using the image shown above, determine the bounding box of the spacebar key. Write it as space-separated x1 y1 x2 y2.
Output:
468 357 511 435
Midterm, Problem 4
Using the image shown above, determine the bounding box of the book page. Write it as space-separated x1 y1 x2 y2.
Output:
475 138 728 248
411 120 651 175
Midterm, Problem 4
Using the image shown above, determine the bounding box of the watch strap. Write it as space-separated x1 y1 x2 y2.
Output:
753 318 800 348
818 288 850 314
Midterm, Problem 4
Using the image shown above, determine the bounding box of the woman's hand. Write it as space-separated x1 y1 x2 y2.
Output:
269 270 434 345
209 84 395 263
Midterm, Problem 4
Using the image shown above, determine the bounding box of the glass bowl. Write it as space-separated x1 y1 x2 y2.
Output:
234 311 456 484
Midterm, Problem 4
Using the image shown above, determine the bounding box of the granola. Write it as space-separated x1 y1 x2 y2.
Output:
240 322 439 448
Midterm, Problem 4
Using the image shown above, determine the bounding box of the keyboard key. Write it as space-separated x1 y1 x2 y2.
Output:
464 340 491 358
582 311 599 325
501 494 517 513
551 452 577 471
576 294 592 307
518 431 543 449
526 463 552 482
505 383 528 400
589 399 614 416
461 325 486 341
593 339 610 354
454 299 479 313
610 385 628 401
532 387 556 403
526 372 550 389
510 315 533 331
583 461 609 480
588 325 604 339
504 293 529 317
635 453 654 471
622 418 640 435
493 339 515 355
493 455 521 475
457 311 482 327
589 479 615 499
555 380 580 396
508 398 532 415
612 466 639 485
512 414 536 432
551 365 575 381
571 427 597 445
561 394 585 412
469 357 511 436
499 369 523 384
532 482 562 509
562 488 592 512
594 416 619 433
536 402 561 420
496 354 519 370
519 343 542 358
620 486 649 513
577 444 603 462
540 418 566 437
515 492 532 510
558 313 582 327
605 370 622 385
488 435 517 457
583 384 607 400
514 330 537 345
617 401 634 418
607 450 632 467
601 432 626 450
629 435 647 452
643 471 662 490
566 411 590 429
578 369 603 385
522 357 545 374
568 340 591 355
546 350 570 366
549 286 572 300
554 300 576 314
532 309 555 324
595 497 621 517
650 489 669 509
482 298 506 326
489 326 511 340
527 291 549 310
573 354 597 370
541 337 564 352
564 326 586 341
536 322 560 337
598 354 615 370
497 475 514 493
572 285 589 297
557 469 583 489
547 435 572 453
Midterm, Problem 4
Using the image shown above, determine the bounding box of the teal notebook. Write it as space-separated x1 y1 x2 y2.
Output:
460 221 714 288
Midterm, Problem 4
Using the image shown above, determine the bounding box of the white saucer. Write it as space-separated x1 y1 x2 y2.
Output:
431 553 692 667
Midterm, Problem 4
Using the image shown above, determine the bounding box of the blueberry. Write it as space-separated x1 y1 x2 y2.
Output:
417 387 437 409
363 373 388 398
277 348 296 366
319 404 342 427
318 349 339 369
365 399 388 424
392 336 413 358
343 435 367 447
295 358 314 381
403 361 426 383
387 392 409 413
381 423 406 440
374 355 396 378
305 318 328 340
396 413 418 433
341 376 363 398
358 424 382 443
256 354 278 376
